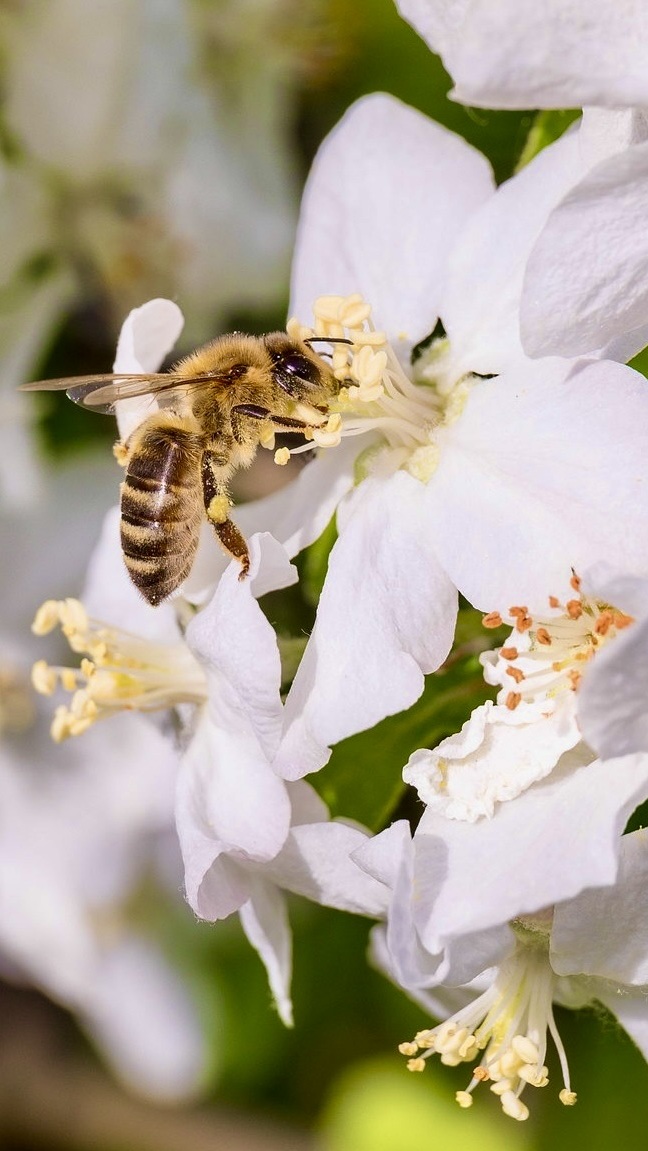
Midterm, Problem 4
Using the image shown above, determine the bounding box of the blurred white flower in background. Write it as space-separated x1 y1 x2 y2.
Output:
0 0 316 499
0 456 210 1099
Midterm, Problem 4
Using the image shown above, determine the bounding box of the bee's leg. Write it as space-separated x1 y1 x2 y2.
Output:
231 404 315 433
201 449 250 579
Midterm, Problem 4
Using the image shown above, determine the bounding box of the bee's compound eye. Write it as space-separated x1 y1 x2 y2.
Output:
279 352 320 383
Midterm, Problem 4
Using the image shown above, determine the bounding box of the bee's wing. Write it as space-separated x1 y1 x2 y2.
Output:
20 371 223 414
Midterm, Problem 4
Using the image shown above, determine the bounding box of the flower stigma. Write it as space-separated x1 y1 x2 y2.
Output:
399 933 576 1121
284 294 484 482
31 598 207 741
482 573 634 714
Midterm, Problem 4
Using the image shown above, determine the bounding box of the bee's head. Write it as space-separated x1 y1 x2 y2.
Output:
265 333 337 403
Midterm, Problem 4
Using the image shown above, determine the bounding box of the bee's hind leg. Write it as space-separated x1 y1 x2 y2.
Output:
201 449 250 579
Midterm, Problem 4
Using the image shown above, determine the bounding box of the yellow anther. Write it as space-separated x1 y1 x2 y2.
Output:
59 598 89 637
51 706 71 743
60 668 79 692
512 1035 540 1064
435 1024 466 1054
519 1065 549 1087
259 426 276 449
500 1091 530 1121
490 1078 515 1096
407 1058 426 1073
274 447 291 466
31 660 57 696
351 329 387 347
472 1065 490 1082
398 1042 419 1057
455 1091 473 1109
312 414 343 448
414 1029 436 1047
559 1089 577 1106
313 295 345 323
458 1037 479 1060
32 600 61 636
340 300 371 328
499 1050 524 1078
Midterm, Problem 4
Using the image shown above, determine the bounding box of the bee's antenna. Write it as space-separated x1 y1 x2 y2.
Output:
303 337 353 347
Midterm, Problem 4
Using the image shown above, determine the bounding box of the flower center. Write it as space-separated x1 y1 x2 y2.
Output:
482 573 633 714
283 294 477 483
31 598 207 741
399 937 576 1121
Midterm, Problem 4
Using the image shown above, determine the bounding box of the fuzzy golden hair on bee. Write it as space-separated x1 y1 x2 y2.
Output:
21 332 338 604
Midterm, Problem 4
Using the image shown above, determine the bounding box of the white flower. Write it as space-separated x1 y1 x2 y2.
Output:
0 707 208 1100
520 110 648 361
395 0 648 110
404 573 635 820
270 93 648 780
576 570 648 761
178 776 388 1025
0 454 207 1100
361 825 648 1120
391 6 648 369
0 0 297 362
355 742 648 994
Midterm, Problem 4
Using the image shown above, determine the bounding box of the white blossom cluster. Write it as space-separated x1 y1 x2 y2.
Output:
16 0 648 1120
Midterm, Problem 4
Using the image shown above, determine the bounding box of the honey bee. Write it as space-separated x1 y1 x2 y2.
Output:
22 332 338 605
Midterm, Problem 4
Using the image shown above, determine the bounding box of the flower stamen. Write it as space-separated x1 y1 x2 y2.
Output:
284 294 483 482
31 598 207 741
399 945 574 1120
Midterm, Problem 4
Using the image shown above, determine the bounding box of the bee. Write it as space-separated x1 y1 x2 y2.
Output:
22 332 338 605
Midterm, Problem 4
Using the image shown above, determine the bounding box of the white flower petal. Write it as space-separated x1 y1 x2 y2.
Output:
352 819 411 893
290 92 494 353
267 821 389 917
522 140 648 360
113 298 184 440
82 935 206 1101
178 706 290 867
186 534 287 761
275 474 457 779
441 131 582 373
427 357 648 610
404 698 580 821
578 619 648 761
286 779 329 825
552 829 648 986
239 878 293 1027
396 0 648 110
413 752 648 959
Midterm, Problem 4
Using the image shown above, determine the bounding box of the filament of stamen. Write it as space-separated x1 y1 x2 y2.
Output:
31 598 207 740
398 945 574 1120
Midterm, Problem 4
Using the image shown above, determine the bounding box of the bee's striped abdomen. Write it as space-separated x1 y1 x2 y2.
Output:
120 422 204 605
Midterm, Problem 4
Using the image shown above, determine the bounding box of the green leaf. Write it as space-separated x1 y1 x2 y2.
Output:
300 514 338 607
515 109 581 172
312 607 500 830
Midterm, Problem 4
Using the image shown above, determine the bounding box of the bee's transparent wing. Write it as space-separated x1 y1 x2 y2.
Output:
20 371 222 414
